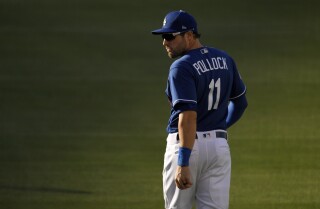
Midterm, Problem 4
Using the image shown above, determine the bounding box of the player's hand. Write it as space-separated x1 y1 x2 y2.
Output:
175 166 193 190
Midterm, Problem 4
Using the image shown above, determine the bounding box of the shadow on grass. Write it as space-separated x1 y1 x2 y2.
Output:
0 184 93 195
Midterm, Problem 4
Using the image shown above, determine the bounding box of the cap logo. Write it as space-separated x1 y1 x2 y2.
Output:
182 25 187 29
163 18 166 26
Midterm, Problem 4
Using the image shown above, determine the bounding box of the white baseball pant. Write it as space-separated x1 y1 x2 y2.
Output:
163 130 231 209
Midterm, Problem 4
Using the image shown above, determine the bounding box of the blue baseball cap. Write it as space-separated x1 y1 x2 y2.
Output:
151 10 198 34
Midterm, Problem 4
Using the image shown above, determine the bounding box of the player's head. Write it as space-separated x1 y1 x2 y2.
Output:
151 10 201 38
152 10 201 58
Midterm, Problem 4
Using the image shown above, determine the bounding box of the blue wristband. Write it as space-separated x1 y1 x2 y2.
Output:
178 147 192 167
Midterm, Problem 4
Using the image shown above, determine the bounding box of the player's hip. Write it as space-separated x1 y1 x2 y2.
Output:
166 129 228 145
165 130 230 166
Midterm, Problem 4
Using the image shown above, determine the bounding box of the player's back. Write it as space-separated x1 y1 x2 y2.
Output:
168 46 245 132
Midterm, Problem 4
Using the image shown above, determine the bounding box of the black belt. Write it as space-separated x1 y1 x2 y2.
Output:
176 131 227 141
216 131 228 140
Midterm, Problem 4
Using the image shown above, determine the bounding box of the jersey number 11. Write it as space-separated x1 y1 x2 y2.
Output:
208 78 221 110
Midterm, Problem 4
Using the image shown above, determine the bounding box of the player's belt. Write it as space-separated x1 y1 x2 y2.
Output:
176 131 227 141
215 131 228 140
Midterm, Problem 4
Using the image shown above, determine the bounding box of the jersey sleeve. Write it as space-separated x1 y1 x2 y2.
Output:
168 65 197 111
230 58 246 100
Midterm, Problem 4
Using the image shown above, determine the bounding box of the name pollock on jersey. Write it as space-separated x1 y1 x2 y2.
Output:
192 57 228 75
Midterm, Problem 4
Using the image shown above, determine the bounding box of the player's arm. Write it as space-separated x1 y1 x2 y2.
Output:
168 65 197 189
175 110 197 190
226 94 248 128
178 110 197 150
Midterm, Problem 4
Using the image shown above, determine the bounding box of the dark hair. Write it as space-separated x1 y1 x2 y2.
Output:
193 32 201 39
183 30 201 39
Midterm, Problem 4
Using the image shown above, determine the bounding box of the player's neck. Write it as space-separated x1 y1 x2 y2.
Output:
188 39 203 51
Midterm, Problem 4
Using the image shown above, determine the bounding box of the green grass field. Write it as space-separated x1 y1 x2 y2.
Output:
1 0 319 208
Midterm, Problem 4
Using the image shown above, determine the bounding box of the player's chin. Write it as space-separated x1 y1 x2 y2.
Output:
167 53 174 59
168 52 178 59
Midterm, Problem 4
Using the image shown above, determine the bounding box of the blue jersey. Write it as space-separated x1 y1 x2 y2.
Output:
165 47 246 133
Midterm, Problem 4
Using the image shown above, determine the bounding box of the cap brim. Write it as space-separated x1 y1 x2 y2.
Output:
151 28 178 35
152 28 196 35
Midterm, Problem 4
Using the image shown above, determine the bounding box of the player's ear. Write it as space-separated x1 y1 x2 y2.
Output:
185 31 194 41
187 31 197 45
186 31 194 38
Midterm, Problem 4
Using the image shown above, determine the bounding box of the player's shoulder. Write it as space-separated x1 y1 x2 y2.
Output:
170 55 193 71
206 46 232 58
169 56 197 79
206 46 237 66
169 46 236 73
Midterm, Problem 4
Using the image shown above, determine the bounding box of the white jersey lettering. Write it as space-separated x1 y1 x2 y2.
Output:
193 57 228 75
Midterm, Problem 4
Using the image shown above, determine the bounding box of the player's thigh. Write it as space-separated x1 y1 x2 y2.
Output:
163 141 178 205
163 139 199 209
196 139 231 209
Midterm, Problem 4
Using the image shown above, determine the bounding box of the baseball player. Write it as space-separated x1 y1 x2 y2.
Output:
151 10 248 209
